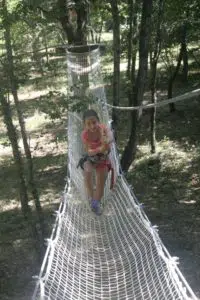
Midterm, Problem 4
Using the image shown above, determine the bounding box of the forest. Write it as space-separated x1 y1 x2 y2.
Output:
0 0 200 299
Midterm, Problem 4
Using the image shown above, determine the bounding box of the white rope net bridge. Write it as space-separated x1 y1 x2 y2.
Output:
32 45 198 300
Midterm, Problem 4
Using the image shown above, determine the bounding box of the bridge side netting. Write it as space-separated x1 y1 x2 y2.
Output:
32 45 197 300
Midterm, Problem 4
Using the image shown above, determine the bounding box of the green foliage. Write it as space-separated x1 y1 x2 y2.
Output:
163 0 200 47
7 0 22 12
67 84 97 113
0 136 11 147
38 90 68 120
0 0 64 94
67 94 95 113
89 1 112 42
37 87 95 121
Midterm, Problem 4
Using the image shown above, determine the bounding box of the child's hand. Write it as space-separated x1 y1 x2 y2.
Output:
87 144 108 156
88 148 99 155
98 143 109 154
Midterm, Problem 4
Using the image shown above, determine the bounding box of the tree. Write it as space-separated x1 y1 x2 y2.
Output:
0 89 44 261
126 0 140 107
162 0 200 111
110 0 121 133
88 1 110 43
24 0 89 44
1 0 46 242
121 0 153 172
149 0 164 153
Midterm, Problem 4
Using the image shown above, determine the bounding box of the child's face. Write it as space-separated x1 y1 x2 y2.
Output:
84 116 99 132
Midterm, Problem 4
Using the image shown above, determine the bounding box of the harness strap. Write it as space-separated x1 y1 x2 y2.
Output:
77 154 115 189
77 153 108 169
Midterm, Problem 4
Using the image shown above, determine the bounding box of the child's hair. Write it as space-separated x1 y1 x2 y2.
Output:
83 109 99 122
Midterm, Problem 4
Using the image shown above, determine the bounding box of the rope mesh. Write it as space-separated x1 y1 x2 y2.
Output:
32 45 197 300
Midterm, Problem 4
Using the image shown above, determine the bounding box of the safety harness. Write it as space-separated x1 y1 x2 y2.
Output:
77 153 115 189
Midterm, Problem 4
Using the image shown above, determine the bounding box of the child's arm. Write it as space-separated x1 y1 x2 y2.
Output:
86 142 108 156
82 127 114 156
85 145 102 156
105 126 114 144
98 126 114 154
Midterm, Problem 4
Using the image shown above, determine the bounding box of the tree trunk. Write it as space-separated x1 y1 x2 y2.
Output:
2 0 45 239
44 33 49 66
0 92 30 217
168 46 183 112
110 0 121 134
130 0 140 106
127 0 134 81
28 0 88 45
0 91 44 261
149 0 164 153
31 33 44 75
121 0 153 172
127 0 139 107
150 61 157 154
57 0 88 45
181 24 188 82
75 1 88 44
120 110 138 172
57 0 75 43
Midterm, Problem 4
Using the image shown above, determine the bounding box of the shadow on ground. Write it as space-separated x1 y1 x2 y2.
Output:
0 204 60 300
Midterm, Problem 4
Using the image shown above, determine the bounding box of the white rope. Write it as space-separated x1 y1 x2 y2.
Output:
32 45 198 300
105 88 200 111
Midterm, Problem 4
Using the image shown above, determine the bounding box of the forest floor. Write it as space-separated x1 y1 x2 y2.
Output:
0 47 200 300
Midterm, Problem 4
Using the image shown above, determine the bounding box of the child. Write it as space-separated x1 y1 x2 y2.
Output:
80 109 114 215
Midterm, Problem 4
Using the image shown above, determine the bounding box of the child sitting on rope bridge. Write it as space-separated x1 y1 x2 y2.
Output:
78 109 114 215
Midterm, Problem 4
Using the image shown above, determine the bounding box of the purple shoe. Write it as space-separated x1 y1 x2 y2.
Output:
91 199 101 215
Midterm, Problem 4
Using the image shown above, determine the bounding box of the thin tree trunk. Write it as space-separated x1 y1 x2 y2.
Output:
110 0 121 134
0 91 44 261
127 0 134 81
0 93 30 217
96 23 103 44
129 0 140 106
44 33 49 66
181 24 188 82
31 33 44 75
168 46 183 112
149 0 164 153
121 0 153 172
150 61 157 154
2 0 45 239
91 30 95 43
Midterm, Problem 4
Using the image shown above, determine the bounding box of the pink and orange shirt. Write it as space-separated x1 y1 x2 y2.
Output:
81 124 110 152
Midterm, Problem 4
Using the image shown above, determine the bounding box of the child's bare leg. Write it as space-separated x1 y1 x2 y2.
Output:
83 161 93 199
94 167 108 201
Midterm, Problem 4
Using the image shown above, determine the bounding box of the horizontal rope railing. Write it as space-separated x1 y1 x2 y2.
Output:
105 88 200 111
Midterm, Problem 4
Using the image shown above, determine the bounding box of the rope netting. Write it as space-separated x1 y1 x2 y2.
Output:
32 44 198 300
